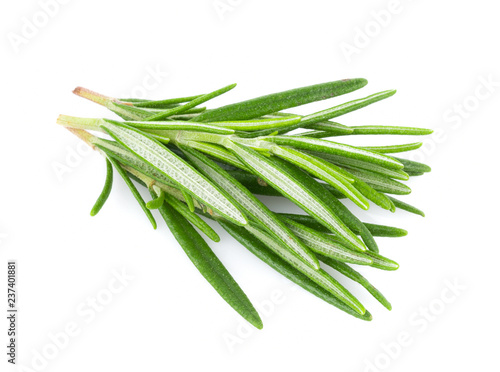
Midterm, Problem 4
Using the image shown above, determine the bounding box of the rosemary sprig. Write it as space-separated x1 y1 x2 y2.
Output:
57 78 432 329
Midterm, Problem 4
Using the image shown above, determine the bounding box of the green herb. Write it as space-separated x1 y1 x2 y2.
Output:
58 79 432 329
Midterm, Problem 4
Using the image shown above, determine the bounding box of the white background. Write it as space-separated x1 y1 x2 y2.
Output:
1 0 499 371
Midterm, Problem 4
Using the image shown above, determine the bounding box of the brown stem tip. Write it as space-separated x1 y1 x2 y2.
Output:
72 87 133 107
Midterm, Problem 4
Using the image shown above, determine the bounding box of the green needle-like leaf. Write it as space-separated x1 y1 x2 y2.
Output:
343 167 412 195
261 136 404 170
359 142 423 154
308 121 354 134
270 146 370 210
112 105 207 118
349 125 433 136
192 78 368 122
291 124 354 138
319 258 392 310
219 220 372 320
348 177 395 211
282 217 373 265
90 158 113 216
279 213 408 238
99 120 247 225
107 157 157 229
291 130 339 139
122 120 235 134
306 229 398 271
249 90 396 136
132 94 203 108
109 102 156 121
362 251 399 271
224 141 367 252
387 196 425 217
209 116 301 131
280 213 407 239
393 157 432 173
145 83 237 121
181 190 196 213
299 90 397 128
305 150 409 181
364 223 407 237
152 189 262 329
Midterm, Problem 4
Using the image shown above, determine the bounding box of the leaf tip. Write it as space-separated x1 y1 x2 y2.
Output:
252 317 264 330
150 219 158 230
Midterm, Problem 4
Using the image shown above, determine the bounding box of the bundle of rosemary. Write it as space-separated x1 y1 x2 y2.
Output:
57 79 431 329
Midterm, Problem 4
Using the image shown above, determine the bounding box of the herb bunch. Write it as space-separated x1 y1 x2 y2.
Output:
57 79 432 329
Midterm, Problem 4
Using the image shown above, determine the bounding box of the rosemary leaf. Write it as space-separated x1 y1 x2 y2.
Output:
132 94 203 108
192 78 368 122
298 90 397 128
349 125 433 136
123 120 235 134
279 213 407 238
364 223 407 237
359 142 423 154
281 217 373 266
90 158 113 216
319 258 392 310
393 157 432 173
209 116 301 131
107 157 157 229
387 196 425 217
261 136 404 170
144 83 237 121
362 251 399 271
305 150 410 181
270 146 370 210
342 167 412 195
